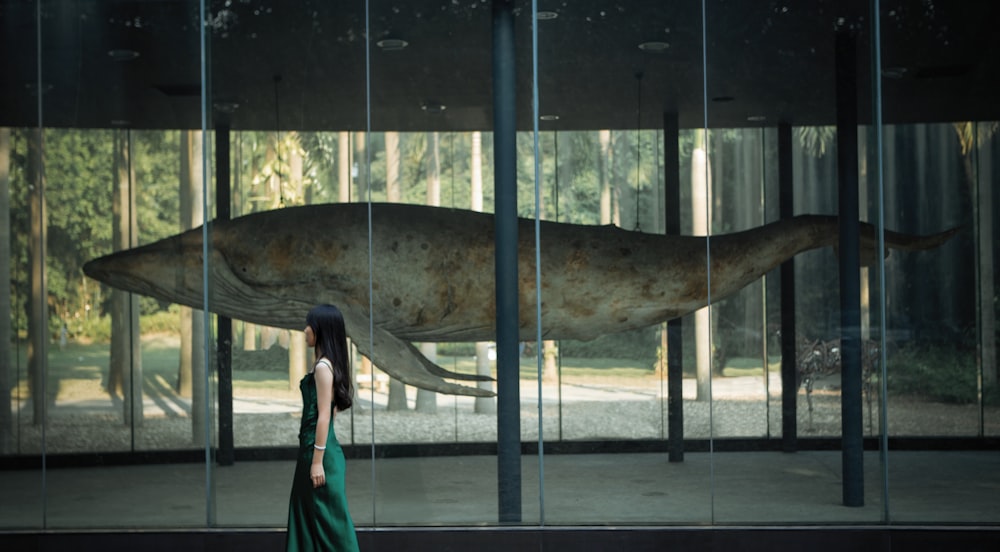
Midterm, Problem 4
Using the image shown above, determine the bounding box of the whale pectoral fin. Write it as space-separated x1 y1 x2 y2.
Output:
346 319 495 398
402 341 494 383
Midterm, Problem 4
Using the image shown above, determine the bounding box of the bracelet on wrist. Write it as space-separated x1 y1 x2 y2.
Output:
314 444 327 451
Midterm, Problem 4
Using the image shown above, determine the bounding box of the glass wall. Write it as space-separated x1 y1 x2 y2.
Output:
1 0 997 532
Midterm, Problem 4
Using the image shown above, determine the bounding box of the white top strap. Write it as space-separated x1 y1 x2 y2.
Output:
315 358 334 372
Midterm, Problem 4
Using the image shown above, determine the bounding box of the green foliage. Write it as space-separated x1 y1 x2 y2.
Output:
559 326 659 366
887 343 979 404
437 342 476 357
72 313 112 343
140 305 181 335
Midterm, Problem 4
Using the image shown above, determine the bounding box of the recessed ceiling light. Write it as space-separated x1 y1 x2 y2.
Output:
747 115 767 122
108 49 140 61
376 38 408 51
24 82 53 95
540 114 560 121
536 11 558 20
422 102 446 114
881 66 907 79
213 101 240 114
638 41 670 52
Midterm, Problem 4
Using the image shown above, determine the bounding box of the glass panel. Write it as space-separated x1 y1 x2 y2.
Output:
983 124 1000 439
365 1 506 526
0 0 44 528
535 2 713 523
206 0 372 527
706 1 885 522
16 0 214 529
880 1 998 523
5 0 995 535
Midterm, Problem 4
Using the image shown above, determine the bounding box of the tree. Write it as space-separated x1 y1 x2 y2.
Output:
415 132 441 413
955 122 999 389
471 131 496 413
0 128 12 452
108 130 143 424
26 129 47 425
179 130 208 443
384 131 408 412
691 130 712 401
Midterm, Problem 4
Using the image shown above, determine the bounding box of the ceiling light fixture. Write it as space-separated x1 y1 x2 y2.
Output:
638 41 669 52
213 101 241 114
881 66 907 79
422 102 446 114
536 11 558 20
376 38 408 51
108 49 140 61
747 115 767 122
539 114 560 121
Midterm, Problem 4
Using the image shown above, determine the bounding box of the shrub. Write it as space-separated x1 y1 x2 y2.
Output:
887 343 979 404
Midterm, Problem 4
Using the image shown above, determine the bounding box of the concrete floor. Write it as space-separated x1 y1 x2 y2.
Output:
2 449 998 530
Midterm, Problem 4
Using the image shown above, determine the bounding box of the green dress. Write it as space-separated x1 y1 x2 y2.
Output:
286 371 359 552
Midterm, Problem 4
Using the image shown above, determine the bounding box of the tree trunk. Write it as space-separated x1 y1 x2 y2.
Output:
0 128 13 451
972 127 997 388
384 132 408 411
290 330 307 390
27 129 47 425
242 321 257 351
177 131 194 397
355 132 367 200
285 138 306 387
542 340 558 383
599 130 612 225
474 342 496 414
416 132 441 412
111 129 143 424
338 131 351 203
470 131 495 412
691 134 712 402
415 343 438 413
179 306 193 396
180 130 209 442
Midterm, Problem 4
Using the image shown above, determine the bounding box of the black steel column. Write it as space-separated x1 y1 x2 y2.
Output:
664 112 684 463
835 28 864 507
215 119 234 467
778 122 798 452
492 0 521 523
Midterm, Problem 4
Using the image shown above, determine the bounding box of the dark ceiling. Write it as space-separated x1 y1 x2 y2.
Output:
1 0 998 132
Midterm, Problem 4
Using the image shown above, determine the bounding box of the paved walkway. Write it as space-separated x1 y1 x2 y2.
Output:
2 450 998 529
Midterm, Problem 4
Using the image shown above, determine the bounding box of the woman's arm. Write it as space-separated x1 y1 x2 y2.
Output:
310 359 335 488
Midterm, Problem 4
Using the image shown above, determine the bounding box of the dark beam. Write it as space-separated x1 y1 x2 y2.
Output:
664 111 684 463
778 122 797 453
492 0 521 523
835 28 864 508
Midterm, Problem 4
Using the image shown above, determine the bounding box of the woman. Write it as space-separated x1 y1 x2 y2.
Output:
286 304 359 552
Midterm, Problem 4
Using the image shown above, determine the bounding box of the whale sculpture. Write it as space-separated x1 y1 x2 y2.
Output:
82 202 959 396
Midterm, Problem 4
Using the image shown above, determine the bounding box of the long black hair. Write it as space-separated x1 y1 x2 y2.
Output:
306 304 353 411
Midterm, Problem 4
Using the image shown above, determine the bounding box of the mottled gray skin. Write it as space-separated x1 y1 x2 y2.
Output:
83 203 958 396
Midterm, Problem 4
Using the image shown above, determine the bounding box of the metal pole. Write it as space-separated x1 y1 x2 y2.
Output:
215 118 234 466
664 111 684 463
835 28 865 508
778 122 798 452
493 0 521 523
